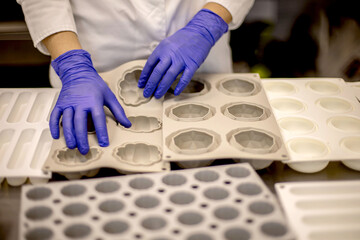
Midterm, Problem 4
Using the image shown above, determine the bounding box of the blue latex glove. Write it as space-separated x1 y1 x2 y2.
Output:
50 49 131 155
138 9 228 98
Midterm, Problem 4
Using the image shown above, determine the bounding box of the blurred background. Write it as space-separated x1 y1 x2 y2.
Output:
1 0 359 88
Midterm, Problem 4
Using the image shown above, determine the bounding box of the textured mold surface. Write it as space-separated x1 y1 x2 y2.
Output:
218 78 258 96
276 181 360 240
55 148 101 166
125 116 162 133
167 103 215 122
118 69 150 106
114 143 162 166
20 163 293 240
222 103 270 121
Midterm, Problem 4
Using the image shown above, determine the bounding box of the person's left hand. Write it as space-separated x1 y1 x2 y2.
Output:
138 9 228 98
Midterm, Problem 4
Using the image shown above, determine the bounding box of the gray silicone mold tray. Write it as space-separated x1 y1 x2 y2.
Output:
263 78 360 173
0 88 59 186
275 180 360 240
163 74 289 167
19 163 294 240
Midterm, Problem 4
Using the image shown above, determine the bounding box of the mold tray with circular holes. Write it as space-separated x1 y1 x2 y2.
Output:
19 162 294 240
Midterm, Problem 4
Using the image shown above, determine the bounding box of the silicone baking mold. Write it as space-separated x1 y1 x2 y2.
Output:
43 60 169 174
163 74 289 167
0 88 59 186
263 78 360 173
19 162 294 240
275 180 360 240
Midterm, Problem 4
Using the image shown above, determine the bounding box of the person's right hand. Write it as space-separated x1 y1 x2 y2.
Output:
50 49 131 155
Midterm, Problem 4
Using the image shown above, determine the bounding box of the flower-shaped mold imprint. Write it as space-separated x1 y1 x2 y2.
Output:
123 116 161 133
218 78 259 96
118 68 150 106
221 102 270 121
114 143 161 166
227 128 279 154
166 103 215 122
169 78 209 96
166 128 220 155
55 148 101 166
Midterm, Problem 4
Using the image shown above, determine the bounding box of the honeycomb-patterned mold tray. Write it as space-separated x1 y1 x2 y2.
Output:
163 74 289 166
20 163 294 240
263 78 360 173
276 180 360 240
0 89 59 186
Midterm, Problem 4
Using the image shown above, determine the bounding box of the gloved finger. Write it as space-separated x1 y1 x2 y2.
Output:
174 68 196 95
74 109 89 155
138 51 160 88
62 108 76 149
143 57 172 98
154 63 184 98
49 106 62 139
104 93 132 128
91 106 109 147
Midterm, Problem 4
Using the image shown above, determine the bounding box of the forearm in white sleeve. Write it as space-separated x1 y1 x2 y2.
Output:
17 0 77 55
206 0 254 29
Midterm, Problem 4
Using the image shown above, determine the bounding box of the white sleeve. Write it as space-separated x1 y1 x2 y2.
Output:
17 0 77 55
207 0 254 30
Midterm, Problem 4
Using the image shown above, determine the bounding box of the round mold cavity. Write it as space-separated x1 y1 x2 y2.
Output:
25 227 53 240
119 68 150 106
135 195 160 209
263 81 296 95
221 102 270 121
261 222 288 237
64 224 91 239
218 78 258 96
99 199 124 213
227 128 279 154
95 181 120 193
55 148 101 166
114 143 161 166
249 201 274 215
341 136 360 155
226 166 251 178
170 191 195 205
162 173 187 186
63 203 89 217
167 128 220 155
328 116 360 133
288 138 329 158
270 98 305 113
214 206 239 220
167 103 215 122
25 206 52 221
169 78 209 95
287 161 329 173
103 220 129 234
194 170 219 182
26 187 52 201
307 81 340 95
237 183 262 196
224 227 251 240
141 216 167 230
278 117 316 134
126 116 161 133
204 187 229 200
178 211 204 225
61 184 86 197
129 177 154 190
187 233 213 240
316 97 352 113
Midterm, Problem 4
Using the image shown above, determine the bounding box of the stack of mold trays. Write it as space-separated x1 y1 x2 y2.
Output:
19 162 294 240
263 78 360 173
275 180 360 240
44 60 169 178
162 73 289 169
0 88 59 186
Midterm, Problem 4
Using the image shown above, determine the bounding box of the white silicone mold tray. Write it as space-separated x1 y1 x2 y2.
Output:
263 78 360 172
19 163 294 240
0 88 59 186
275 180 360 240
163 74 289 166
44 60 169 175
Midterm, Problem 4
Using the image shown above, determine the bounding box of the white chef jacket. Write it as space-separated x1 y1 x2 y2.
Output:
17 0 254 87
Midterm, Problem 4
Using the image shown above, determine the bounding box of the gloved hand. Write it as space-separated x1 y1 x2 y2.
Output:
50 49 131 155
138 9 228 98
